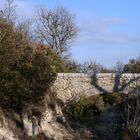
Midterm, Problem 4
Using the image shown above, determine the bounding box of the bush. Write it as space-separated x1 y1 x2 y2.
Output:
87 94 104 111
123 58 140 73
121 91 140 139
102 93 123 106
64 97 89 122
63 96 102 128
63 93 123 130
0 19 61 112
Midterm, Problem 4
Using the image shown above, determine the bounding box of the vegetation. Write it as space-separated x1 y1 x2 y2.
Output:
65 57 140 74
63 60 81 73
102 93 123 106
64 97 93 124
121 90 140 139
0 1 71 139
0 0 16 22
63 93 140 139
79 61 111 73
0 18 63 111
63 93 122 126
63 91 140 140
123 58 140 73
35 6 78 58
62 60 112 73
0 1 64 138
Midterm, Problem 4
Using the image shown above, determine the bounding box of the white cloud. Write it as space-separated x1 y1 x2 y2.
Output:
75 13 140 45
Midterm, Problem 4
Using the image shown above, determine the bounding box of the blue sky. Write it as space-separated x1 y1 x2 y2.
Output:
1 0 140 68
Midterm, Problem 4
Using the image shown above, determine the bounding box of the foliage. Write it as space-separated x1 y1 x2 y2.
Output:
0 19 61 111
63 93 123 135
64 97 89 122
63 95 103 128
63 93 122 124
63 60 80 73
102 93 123 106
123 58 140 73
86 94 105 111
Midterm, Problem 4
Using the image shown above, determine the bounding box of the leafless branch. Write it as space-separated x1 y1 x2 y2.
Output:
35 6 78 57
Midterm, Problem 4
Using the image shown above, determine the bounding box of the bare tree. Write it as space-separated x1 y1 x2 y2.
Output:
121 89 140 139
79 61 110 73
79 61 94 73
113 61 124 73
0 0 16 22
16 19 35 42
35 6 78 57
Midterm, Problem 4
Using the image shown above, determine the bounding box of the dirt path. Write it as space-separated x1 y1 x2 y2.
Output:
94 106 122 140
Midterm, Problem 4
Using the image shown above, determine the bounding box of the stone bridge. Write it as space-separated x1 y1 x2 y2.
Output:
53 73 140 102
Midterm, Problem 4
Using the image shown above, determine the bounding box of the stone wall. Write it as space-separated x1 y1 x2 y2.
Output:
53 73 140 102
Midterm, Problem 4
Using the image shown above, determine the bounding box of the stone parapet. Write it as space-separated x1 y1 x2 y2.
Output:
53 73 140 102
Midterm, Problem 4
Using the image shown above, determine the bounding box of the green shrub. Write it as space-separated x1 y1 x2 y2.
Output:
64 93 123 123
64 97 89 122
63 96 101 127
102 93 123 106
0 19 61 112
87 94 104 111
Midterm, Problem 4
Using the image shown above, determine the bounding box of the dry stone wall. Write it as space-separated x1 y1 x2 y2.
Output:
53 73 140 102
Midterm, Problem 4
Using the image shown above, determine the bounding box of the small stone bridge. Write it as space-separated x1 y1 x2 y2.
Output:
53 73 140 102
